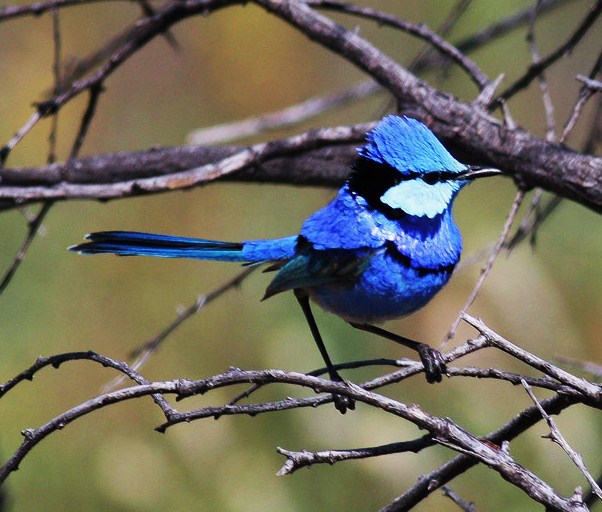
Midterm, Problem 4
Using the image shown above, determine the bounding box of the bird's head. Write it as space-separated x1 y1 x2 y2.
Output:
349 115 500 219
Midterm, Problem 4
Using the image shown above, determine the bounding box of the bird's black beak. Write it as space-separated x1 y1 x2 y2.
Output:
454 166 502 181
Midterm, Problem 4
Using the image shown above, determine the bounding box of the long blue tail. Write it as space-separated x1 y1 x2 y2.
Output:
70 231 298 263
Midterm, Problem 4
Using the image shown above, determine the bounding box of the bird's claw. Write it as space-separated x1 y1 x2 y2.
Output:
332 392 356 414
417 344 447 383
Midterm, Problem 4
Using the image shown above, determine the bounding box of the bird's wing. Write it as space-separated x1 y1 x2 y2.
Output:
263 248 372 300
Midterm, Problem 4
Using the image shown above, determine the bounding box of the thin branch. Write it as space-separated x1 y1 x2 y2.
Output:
576 74 602 92
104 266 258 391
505 54 602 251
522 379 602 501
584 471 602 509
561 51 602 143
442 189 525 345
0 12 107 298
47 5 62 164
69 83 104 160
462 314 602 403
442 486 476 512
499 0 602 101
0 0 132 21
0 351 174 421
381 393 579 511
527 0 557 142
0 5 63 297
0 198 53 297
0 363 588 511
448 366 569 394
0 110 44 166
1 0 239 163
277 436 434 475
408 0 473 73
504 193 562 250
310 0 491 90
187 80 380 145
446 0 574 67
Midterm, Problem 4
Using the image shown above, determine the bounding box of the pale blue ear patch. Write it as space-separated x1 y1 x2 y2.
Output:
380 180 463 218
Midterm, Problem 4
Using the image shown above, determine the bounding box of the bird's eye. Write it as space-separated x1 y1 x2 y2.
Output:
422 172 440 185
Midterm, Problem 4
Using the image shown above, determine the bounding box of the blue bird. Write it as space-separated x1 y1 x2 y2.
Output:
71 115 500 413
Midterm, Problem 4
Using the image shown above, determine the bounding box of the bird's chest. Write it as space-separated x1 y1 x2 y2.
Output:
308 248 454 324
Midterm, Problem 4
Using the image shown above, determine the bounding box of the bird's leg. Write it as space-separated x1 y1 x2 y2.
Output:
349 323 446 383
294 290 355 414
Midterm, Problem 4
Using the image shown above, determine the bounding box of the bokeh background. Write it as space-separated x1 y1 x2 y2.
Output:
1 0 601 510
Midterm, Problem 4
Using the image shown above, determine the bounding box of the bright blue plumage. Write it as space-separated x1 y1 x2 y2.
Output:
71 115 500 412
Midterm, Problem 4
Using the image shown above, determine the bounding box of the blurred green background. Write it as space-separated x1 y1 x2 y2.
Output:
1 1 601 510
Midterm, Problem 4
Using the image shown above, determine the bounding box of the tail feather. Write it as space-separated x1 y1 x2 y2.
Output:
70 231 248 262
71 231 300 263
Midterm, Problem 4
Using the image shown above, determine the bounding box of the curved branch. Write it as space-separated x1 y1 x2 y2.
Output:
0 362 588 511
1 1 601 213
382 393 579 511
310 0 491 90
1 122 601 213
0 125 368 208
254 0 602 213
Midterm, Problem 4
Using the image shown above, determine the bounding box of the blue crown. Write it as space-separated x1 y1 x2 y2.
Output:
358 116 466 175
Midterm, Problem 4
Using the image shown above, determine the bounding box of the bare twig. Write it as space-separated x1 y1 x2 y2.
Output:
0 0 131 21
505 54 602 251
499 0 602 101
462 314 602 403
561 51 602 143
104 266 258 391
0 203 53 297
576 74 602 92
0 361 589 511
522 379 602 501
277 436 434 475
442 189 525 345
447 0 574 68
48 6 62 164
527 0 557 142
442 486 476 512
309 0 490 90
0 351 173 412
381 393 579 511
409 0 473 73
187 81 380 145
504 193 562 250
1 0 239 164
69 83 104 160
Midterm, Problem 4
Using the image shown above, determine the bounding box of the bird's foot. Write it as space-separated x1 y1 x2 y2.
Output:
328 375 356 414
417 343 447 383
332 391 356 414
